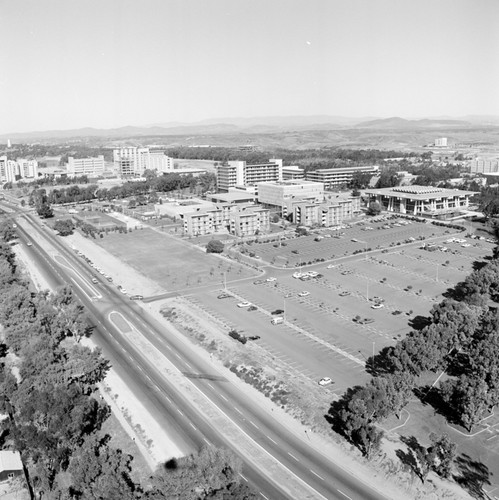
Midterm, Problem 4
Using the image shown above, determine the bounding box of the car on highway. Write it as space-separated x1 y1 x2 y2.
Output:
120 288 128 294
91 277 98 284
298 291 310 297
26 241 33 246
318 377 333 386
217 292 232 299
237 301 252 308
253 280 266 285
371 303 384 309
339 291 351 297
271 309 284 315
266 277 277 282
130 295 144 300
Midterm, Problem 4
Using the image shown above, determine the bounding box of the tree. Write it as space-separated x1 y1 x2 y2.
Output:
54 219 75 236
428 433 457 478
206 240 224 254
68 435 139 500
367 201 382 215
37 202 54 218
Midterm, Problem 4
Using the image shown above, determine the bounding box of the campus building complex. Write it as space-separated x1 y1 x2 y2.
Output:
305 165 379 188
182 204 270 237
67 156 105 177
216 159 283 191
113 147 174 176
469 158 499 174
0 156 38 183
364 186 477 215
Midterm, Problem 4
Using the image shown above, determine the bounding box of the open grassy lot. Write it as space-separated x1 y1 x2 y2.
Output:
94 228 258 291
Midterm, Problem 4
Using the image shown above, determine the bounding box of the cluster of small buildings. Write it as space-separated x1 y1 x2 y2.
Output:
0 156 38 183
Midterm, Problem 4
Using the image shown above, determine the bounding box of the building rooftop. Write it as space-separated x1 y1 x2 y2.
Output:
0 451 23 472
365 185 478 200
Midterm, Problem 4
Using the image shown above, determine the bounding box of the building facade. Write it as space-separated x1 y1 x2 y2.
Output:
290 197 360 227
282 165 304 180
0 157 38 183
67 156 105 176
469 158 499 174
216 159 283 191
305 165 379 188
364 186 477 215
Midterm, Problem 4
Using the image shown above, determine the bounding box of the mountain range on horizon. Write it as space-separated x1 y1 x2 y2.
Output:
2 114 499 141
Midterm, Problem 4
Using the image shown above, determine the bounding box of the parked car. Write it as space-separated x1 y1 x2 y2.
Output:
339 291 351 297
91 277 98 284
266 277 277 282
318 377 333 386
371 303 384 309
217 292 232 299
253 280 265 285
248 305 257 311
248 335 261 341
237 301 252 308
326 264 336 269
298 291 310 297
26 241 32 246
271 309 284 315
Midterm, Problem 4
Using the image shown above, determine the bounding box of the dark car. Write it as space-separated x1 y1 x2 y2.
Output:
253 280 265 285
217 292 232 299
248 335 261 341
248 305 257 311
271 309 284 315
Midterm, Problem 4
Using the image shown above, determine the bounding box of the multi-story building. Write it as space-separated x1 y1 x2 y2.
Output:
0 157 38 183
67 156 105 177
257 180 324 216
17 159 38 179
113 147 174 176
364 185 477 215
183 203 270 237
469 158 499 174
305 165 379 188
434 137 448 147
216 159 283 191
290 197 360 227
282 165 304 180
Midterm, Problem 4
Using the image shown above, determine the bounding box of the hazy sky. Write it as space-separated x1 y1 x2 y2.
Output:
1 0 498 134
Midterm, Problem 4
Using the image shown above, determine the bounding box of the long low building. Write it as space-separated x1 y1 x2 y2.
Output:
364 185 478 215
305 165 379 188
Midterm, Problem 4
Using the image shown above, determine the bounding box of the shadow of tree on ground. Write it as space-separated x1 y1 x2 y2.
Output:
453 453 491 500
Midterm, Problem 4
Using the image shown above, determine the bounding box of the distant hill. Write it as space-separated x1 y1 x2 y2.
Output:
355 117 471 129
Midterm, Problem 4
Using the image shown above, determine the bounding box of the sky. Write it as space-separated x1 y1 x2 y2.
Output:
1 0 499 134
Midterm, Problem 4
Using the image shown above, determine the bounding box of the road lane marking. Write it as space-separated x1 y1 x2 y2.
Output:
207 382 214 389
235 407 243 415
260 493 270 500
203 438 211 446
287 452 299 462
310 469 324 481
337 490 352 499
240 473 248 482
177 409 184 416
249 421 259 429
267 436 278 445
189 423 197 430
220 394 228 402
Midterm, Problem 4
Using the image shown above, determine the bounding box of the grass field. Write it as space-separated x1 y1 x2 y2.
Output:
95 227 258 291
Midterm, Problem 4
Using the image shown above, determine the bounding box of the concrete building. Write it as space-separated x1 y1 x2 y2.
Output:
305 165 379 189
113 147 175 176
67 156 105 177
364 185 477 215
216 159 283 191
435 137 448 147
0 156 16 183
282 165 304 180
17 159 38 179
257 180 324 214
182 203 270 237
0 450 24 482
149 151 174 173
291 197 360 227
469 158 499 174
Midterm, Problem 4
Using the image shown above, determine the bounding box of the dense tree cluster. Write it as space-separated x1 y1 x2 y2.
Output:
0 223 256 498
331 242 499 479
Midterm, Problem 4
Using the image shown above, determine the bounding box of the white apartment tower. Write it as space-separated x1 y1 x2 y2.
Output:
216 159 283 191
67 156 104 176
113 147 173 176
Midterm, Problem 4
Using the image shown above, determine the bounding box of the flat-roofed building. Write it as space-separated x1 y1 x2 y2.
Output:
469 158 499 174
257 180 324 216
305 165 379 188
216 159 283 191
230 207 270 236
289 197 360 227
149 151 174 173
113 147 151 176
17 158 38 179
67 156 105 176
282 165 304 180
364 185 478 215
0 156 16 183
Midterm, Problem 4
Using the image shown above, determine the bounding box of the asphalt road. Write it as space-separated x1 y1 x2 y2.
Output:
11 209 390 500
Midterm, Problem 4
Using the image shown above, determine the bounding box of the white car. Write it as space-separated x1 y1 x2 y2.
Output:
298 291 310 297
307 271 319 278
26 241 33 246
371 303 384 309
318 377 333 386
461 243 471 248
237 301 252 308
266 277 277 282
12 223 17 228
120 288 128 294
292 272 303 279
327 264 336 269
